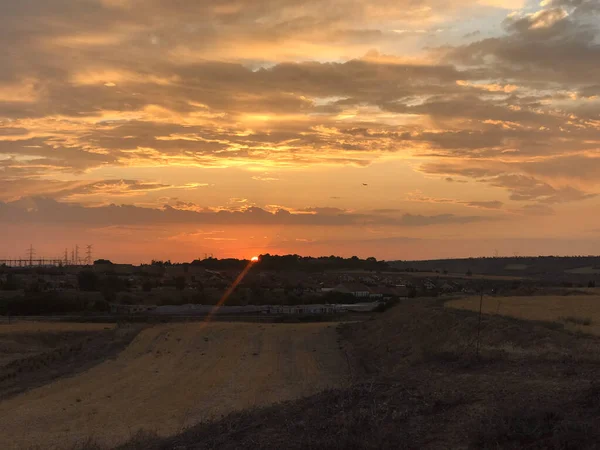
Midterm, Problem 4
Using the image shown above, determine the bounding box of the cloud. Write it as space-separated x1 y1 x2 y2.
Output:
406 191 504 209
0 197 494 228
0 178 206 202
486 174 596 203
399 213 490 226
251 175 280 182
519 204 555 216
461 200 504 209
0 0 599 218
446 2 600 85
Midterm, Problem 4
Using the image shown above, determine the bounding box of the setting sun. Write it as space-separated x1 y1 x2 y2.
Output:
250 256 259 262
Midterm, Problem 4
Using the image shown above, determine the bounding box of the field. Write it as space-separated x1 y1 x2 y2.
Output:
0 321 348 449
128 299 600 449
447 295 600 335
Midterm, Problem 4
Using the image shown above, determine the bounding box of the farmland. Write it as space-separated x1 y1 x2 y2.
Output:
446 295 600 335
127 299 600 449
0 321 348 449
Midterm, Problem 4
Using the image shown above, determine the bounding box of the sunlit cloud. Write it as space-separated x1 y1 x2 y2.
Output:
1 0 599 259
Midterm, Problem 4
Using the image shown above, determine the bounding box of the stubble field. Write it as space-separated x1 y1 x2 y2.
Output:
447 295 600 335
0 321 348 449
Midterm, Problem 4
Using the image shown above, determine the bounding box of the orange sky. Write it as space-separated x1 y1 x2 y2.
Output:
1 0 599 262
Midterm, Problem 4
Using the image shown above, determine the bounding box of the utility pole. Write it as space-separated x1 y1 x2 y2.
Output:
476 287 484 360
75 244 79 266
86 244 93 265
71 248 75 265
64 248 69 266
26 245 35 267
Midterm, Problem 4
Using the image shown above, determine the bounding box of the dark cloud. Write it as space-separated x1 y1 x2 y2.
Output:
520 204 555 216
399 213 490 226
486 174 596 204
0 197 494 228
446 2 600 85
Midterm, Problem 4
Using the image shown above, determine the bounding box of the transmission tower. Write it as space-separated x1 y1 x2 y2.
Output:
86 245 93 265
75 244 79 265
26 244 35 266
64 248 69 266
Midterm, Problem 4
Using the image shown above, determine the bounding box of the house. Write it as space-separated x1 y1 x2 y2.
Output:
423 279 437 290
332 283 371 298
265 304 342 315
110 303 157 314
440 282 458 293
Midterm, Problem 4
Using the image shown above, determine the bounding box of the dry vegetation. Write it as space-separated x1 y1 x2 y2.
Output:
0 322 348 449
108 300 600 449
447 295 600 335
5 297 600 449
0 321 138 402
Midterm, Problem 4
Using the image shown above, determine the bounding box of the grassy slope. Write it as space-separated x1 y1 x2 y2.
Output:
115 300 600 449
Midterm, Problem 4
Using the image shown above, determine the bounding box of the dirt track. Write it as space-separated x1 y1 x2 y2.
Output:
0 322 348 449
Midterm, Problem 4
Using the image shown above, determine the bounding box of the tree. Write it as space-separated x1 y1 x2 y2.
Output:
175 276 186 291
94 259 113 265
2 274 20 291
142 280 154 292
78 271 99 291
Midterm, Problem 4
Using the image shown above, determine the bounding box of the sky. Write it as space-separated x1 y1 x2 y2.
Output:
1 0 599 263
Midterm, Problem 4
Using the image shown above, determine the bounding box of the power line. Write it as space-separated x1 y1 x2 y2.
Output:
26 244 35 266
86 244 93 265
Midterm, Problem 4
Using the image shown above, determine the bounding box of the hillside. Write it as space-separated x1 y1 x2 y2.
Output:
390 256 600 279
120 299 600 449
0 322 347 449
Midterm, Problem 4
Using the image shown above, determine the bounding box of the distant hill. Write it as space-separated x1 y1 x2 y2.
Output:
389 256 600 278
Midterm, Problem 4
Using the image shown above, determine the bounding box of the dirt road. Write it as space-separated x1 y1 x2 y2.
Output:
0 322 348 449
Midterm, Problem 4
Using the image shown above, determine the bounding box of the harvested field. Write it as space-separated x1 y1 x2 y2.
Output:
447 295 600 335
0 322 347 449
0 322 139 402
119 300 600 450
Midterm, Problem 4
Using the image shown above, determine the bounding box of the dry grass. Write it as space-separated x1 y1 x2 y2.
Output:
0 322 348 449
447 295 600 335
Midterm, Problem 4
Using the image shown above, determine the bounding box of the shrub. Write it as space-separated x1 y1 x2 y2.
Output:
0 292 89 315
560 316 592 326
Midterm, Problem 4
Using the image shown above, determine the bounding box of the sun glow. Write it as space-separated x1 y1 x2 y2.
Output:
250 256 259 262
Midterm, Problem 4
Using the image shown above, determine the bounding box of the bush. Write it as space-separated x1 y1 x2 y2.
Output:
78 271 99 291
374 299 399 313
560 316 592 326
0 292 89 315
142 280 153 292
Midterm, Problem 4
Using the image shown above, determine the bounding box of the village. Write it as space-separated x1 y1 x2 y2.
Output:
0 258 485 317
